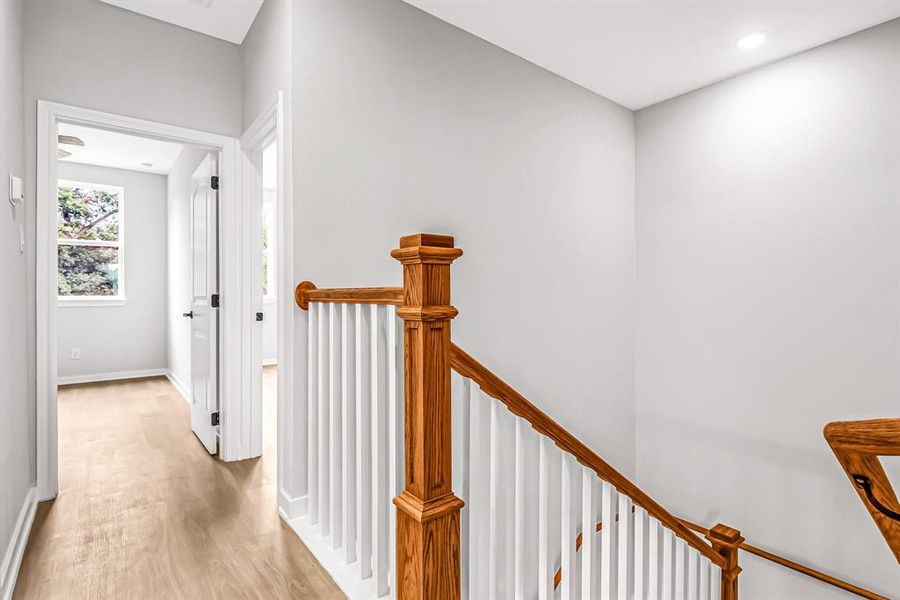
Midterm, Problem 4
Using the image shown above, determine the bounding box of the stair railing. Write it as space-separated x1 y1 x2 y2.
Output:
295 233 742 600
825 418 900 563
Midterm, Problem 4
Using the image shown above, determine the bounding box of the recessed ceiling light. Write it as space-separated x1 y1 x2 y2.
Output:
142 162 153 168
736 30 769 52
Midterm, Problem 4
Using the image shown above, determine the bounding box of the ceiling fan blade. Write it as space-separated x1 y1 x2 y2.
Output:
57 135 84 147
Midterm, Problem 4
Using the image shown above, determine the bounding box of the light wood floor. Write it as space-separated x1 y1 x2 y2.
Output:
14 367 344 599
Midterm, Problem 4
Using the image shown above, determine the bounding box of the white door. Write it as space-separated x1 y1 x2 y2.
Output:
188 154 219 454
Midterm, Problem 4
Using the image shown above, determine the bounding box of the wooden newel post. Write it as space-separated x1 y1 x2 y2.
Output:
707 523 743 600
391 234 465 600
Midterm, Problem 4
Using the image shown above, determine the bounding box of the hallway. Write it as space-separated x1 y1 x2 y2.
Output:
13 369 344 599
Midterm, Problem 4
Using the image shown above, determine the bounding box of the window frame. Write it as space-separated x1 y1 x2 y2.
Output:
56 179 126 306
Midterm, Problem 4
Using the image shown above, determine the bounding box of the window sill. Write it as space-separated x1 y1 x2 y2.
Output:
58 297 127 308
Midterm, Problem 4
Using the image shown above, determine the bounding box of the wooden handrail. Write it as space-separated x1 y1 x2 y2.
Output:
294 280 403 310
678 519 889 600
824 418 900 562
449 342 727 570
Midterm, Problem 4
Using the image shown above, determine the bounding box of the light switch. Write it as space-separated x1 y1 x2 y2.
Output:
9 174 23 206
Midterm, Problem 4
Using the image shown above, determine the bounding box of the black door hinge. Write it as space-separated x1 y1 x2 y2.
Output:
211 293 220 308
256 312 264 322
211 412 220 427
210 176 219 190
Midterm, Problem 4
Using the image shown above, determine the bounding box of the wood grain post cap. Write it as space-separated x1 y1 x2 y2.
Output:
399 233 455 248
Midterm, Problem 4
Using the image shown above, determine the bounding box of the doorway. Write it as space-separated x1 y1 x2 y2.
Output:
36 101 241 501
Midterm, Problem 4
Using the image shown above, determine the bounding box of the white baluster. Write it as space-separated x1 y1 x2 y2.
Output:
451 374 471 600
355 304 372 579
662 529 674 599
699 557 710 600
488 399 515 597
329 303 342 547
710 565 721 600
468 385 490 598
387 305 401 599
674 537 686 600
318 301 330 536
538 436 551 600
580 467 595 600
560 456 574 600
687 549 699 600
617 494 633 600
341 304 356 563
307 303 319 525
371 304 389 596
633 506 648 600
600 480 618 598
648 517 660 600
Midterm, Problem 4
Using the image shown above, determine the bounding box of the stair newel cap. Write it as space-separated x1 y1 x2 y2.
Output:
391 233 463 265
707 523 744 547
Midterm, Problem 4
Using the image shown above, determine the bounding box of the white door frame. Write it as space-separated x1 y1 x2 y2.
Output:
238 93 304 517
36 100 242 500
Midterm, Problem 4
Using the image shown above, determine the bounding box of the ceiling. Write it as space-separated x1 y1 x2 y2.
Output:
58 123 185 175
98 0 263 45
403 0 900 109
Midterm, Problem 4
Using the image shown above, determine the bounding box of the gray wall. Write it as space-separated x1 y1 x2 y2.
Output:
167 146 210 396
290 0 637 485
22 0 243 413
0 0 33 588
57 163 167 380
241 0 291 130
635 18 900 599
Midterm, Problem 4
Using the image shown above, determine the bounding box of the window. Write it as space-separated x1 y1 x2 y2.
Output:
262 192 276 300
57 180 125 303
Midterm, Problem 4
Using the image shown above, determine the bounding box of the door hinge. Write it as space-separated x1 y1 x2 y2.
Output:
211 293 220 308
211 412 220 427
256 312 264 322
210 176 219 190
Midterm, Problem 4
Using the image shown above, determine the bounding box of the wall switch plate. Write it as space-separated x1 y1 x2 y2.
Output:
70 348 81 360
9 174 23 206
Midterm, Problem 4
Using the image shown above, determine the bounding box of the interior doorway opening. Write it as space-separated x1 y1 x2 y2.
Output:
36 101 241 501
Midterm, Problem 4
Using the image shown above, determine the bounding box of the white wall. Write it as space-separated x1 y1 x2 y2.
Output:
0 0 33 589
635 18 900 599
166 146 210 396
56 163 167 380
290 0 636 482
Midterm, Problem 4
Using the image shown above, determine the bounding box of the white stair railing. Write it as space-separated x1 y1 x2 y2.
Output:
451 370 722 600
300 300 404 599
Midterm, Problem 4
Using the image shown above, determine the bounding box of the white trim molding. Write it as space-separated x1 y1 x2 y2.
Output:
57 368 168 386
0 488 37 600
37 100 242 501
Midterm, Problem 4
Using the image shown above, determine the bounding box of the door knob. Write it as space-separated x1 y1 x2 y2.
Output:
183 311 194 318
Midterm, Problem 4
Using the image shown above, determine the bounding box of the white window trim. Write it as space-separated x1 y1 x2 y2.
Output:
56 179 126 306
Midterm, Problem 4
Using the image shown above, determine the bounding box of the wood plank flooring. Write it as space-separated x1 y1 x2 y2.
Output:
14 368 344 599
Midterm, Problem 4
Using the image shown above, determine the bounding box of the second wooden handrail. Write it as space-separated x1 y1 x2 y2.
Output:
450 342 726 570
678 519 889 600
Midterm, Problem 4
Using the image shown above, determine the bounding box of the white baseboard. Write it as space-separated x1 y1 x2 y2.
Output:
57 368 167 386
281 514 381 600
277 489 307 521
1 487 37 600
165 371 191 405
